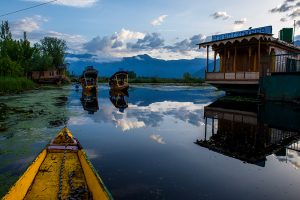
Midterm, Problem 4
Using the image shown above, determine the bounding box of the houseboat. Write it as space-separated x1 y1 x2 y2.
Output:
198 26 300 98
80 66 98 94
109 71 129 91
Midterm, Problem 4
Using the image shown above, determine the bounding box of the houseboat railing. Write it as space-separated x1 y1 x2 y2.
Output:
206 71 260 81
271 53 300 73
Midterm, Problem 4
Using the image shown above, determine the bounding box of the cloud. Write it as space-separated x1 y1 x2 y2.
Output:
234 18 247 25
11 15 47 36
166 34 207 52
27 0 98 8
151 15 168 26
289 8 300 18
211 11 231 20
127 33 164 50
270 0 300 14
115 119 145 131
150 134 166 144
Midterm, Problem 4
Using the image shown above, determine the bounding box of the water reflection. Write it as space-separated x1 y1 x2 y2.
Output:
80 88 99 114
196 100 300 167
109 89 129 113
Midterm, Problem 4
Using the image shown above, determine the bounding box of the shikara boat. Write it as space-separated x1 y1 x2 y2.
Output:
80 66 98 94
3 127 113 200
109 71 129 91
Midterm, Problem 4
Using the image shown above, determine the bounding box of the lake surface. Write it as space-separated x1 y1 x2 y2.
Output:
1 85 300 200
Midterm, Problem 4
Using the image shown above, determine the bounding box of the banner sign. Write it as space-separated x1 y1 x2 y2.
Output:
211 26 272 42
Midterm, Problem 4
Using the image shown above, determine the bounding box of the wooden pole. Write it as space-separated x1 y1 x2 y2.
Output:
213 51 217 72
234 46 237 73
206 45 209 72
258 39 261 76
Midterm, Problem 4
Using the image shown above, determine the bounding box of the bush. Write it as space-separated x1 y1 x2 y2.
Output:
0 76 36 93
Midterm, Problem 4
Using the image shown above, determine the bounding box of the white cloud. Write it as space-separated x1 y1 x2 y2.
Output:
211 11 231 20
113 28 145 42
150 134 166 144
233 18 247 31
151 15 168 26
27 0 98 8
115 119 145 131
11 15 47 36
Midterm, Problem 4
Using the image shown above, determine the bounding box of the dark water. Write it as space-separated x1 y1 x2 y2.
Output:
1 85 300 200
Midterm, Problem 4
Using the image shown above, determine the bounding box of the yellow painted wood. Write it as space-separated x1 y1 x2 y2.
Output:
3 149 47 200
24 152 87 200
78 150 111 200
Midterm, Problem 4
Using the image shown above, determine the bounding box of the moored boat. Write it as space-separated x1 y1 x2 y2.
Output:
80 66 98 94
109 71 129 91
3 127 113 200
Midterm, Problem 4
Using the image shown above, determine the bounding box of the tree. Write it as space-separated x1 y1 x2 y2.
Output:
183 72 191 81
37 37 67 68
128 71 137 79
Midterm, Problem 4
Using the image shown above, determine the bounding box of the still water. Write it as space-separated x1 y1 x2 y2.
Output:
0 85 300 200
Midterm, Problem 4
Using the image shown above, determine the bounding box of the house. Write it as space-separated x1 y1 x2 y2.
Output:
198 26 300 95
31 66 66 84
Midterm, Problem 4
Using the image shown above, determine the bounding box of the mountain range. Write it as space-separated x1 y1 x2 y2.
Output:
67 54 218 78
67 40 299 78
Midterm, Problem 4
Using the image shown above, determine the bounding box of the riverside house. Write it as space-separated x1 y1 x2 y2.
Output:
198 26 300 95
31 66 66 84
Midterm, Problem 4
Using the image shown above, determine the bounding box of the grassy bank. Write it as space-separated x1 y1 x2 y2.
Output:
0 77 36 93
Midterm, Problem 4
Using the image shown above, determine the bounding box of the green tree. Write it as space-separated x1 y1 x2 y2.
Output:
37 37 67 68
183 72 191 81
128 71 137 79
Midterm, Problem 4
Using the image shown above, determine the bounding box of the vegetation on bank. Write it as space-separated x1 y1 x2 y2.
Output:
0 21 68 93
94 71 203 84
0 76 36 93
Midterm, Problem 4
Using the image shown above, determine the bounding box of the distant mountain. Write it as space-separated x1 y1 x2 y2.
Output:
66 54 215 78
294 40 300 46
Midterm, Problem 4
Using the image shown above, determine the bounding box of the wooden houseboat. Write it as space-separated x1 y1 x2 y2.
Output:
198 26 300 95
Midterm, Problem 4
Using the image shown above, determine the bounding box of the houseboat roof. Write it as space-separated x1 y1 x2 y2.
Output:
198 33 300 51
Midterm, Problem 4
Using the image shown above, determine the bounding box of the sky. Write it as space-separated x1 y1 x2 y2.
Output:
0 0 299 61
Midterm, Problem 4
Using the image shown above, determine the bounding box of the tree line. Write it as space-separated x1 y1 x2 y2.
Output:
0 21 67 77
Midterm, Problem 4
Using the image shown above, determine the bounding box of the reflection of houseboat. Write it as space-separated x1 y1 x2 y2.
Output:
198 26 300 99
196 100 300 166
80 66 98 94
109 89 128 112
109 71 129 91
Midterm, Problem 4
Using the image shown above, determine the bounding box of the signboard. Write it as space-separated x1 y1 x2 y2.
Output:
211 26 272 42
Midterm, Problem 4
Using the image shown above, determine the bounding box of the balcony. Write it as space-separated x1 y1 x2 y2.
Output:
205 71 260 84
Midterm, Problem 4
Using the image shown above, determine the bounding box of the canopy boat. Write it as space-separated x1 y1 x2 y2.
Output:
109 71 129 91
80 66 98 94
109 89 129 113
3 127 113 200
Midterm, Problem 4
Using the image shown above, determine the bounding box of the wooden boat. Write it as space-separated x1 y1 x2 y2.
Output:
3 127 113 200
109 71 129 91
80 66 98 94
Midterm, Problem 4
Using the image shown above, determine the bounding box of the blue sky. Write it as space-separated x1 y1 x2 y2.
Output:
0 0 299 60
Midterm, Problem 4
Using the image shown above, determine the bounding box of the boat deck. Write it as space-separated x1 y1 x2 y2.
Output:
25 152 89 199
